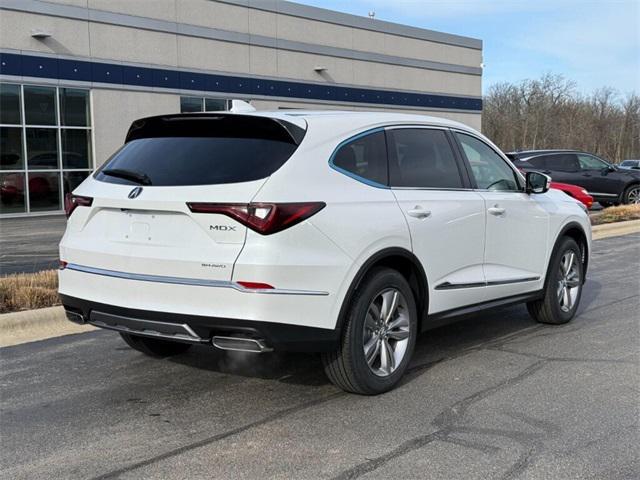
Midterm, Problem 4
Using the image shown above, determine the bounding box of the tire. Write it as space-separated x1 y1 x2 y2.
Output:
321 267 418 395
119 332 192 357
622 184 640 205
527 237 583 325
598 201 614 208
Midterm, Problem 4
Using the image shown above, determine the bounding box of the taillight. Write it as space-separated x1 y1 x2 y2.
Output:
59 260 68 270
187 202 325 235
64 193 93 218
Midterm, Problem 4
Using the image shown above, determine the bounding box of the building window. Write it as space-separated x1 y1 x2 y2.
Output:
0 83 92 216
180 96 230 113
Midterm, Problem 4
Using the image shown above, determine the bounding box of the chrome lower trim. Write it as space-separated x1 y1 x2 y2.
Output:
212 336 273 353
64 263 329 296
90 310 208 343
486 276 540 286
435 280 486 290
587 192 618 197
435 276 540 290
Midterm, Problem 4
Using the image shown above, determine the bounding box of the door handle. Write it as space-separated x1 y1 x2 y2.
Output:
407 207 431 219
488 206 506 216
582 173 592 177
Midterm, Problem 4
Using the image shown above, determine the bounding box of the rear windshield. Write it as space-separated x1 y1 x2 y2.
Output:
94 115 303 186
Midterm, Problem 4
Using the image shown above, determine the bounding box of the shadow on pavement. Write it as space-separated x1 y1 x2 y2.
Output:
166 302 540 388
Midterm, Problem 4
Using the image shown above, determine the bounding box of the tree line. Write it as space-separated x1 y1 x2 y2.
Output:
482 74 640 163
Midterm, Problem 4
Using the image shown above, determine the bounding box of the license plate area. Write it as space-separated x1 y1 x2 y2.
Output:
107 210 192 246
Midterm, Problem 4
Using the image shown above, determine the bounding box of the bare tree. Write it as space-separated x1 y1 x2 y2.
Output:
483 75 640 163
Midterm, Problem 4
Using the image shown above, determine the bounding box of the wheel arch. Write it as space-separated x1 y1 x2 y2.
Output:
335 247 429 334
553 222 589 283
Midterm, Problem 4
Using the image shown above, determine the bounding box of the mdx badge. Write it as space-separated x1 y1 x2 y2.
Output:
128 186 143 199
210 225 237 231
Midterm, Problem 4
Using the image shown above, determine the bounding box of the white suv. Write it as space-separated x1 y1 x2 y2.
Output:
59 111 591 394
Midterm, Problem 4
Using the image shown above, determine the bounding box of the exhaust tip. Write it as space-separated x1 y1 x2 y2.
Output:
212 336 273 353
65 310 85 324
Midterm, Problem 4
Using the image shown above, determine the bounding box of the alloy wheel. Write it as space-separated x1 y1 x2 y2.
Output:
627 186 640 204
557 251 581 313
362 288 411 377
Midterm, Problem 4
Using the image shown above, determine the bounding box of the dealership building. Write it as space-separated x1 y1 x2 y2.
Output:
0 0 482 216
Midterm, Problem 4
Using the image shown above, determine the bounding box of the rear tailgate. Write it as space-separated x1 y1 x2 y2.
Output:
62 179 265 281
61 113 306 282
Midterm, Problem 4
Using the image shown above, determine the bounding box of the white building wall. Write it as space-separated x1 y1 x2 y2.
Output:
1 0 484 214
91 90 180 165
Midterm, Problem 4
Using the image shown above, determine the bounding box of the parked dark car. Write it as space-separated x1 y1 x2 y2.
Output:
619 160 640 170
507 150 640 206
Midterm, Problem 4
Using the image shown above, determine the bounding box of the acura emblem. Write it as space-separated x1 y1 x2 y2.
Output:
128 186 143 199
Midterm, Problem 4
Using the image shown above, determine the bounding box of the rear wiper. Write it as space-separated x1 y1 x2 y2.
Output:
102 168 152 185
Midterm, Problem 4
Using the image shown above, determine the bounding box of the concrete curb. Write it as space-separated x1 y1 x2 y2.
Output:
0 306 95 348
592 219 640 240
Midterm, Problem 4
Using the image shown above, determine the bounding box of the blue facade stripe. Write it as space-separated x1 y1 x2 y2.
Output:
0 52 482 111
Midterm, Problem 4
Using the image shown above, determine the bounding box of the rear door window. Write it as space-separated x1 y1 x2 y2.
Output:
526 156 548 169
388 128 463 189
550 154 580 172
331 130 388 186
95 115 303 186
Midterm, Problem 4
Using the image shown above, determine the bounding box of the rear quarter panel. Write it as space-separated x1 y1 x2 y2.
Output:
252 121 411 329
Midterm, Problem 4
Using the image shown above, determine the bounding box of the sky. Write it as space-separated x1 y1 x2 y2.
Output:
295 0 640 95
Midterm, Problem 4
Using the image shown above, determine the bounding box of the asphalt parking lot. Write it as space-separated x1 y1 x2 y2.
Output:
1 233 638 480
0 215 66 275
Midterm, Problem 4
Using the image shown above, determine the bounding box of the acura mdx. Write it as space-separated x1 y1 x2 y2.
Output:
60 111 591 394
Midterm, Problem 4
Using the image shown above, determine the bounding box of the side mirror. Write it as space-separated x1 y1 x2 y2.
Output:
526 171 551 194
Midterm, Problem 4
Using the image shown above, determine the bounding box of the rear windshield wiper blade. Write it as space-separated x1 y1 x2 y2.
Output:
102 168 152 185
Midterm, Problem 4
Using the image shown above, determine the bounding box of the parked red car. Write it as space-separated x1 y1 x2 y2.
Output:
551 182 593 209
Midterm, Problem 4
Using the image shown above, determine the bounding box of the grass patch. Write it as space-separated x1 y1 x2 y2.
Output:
0 270 60 314
591 204 640 225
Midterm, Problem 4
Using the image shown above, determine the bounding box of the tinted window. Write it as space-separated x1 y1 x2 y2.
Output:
61 129 91 169
456 133 519 191
180 97 202 113
1 127 23 170
26 128 58 169
205 98 228 111
332 131 388 185
60 88 90 126
577 154 607 170
526 156 548 169
388 129 462 188
0 83 21 124
28 171 60 212
95 117 301 186
24 86 57 125
0 172 26 214
548 154 580 172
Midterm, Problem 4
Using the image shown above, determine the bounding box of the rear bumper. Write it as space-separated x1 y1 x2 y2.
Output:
58 266 339 330
61 294 340 352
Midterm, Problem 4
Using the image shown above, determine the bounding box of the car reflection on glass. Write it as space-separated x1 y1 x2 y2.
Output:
28 151 86 169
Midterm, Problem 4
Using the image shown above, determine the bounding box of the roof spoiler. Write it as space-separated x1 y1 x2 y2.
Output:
125 113 306 145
